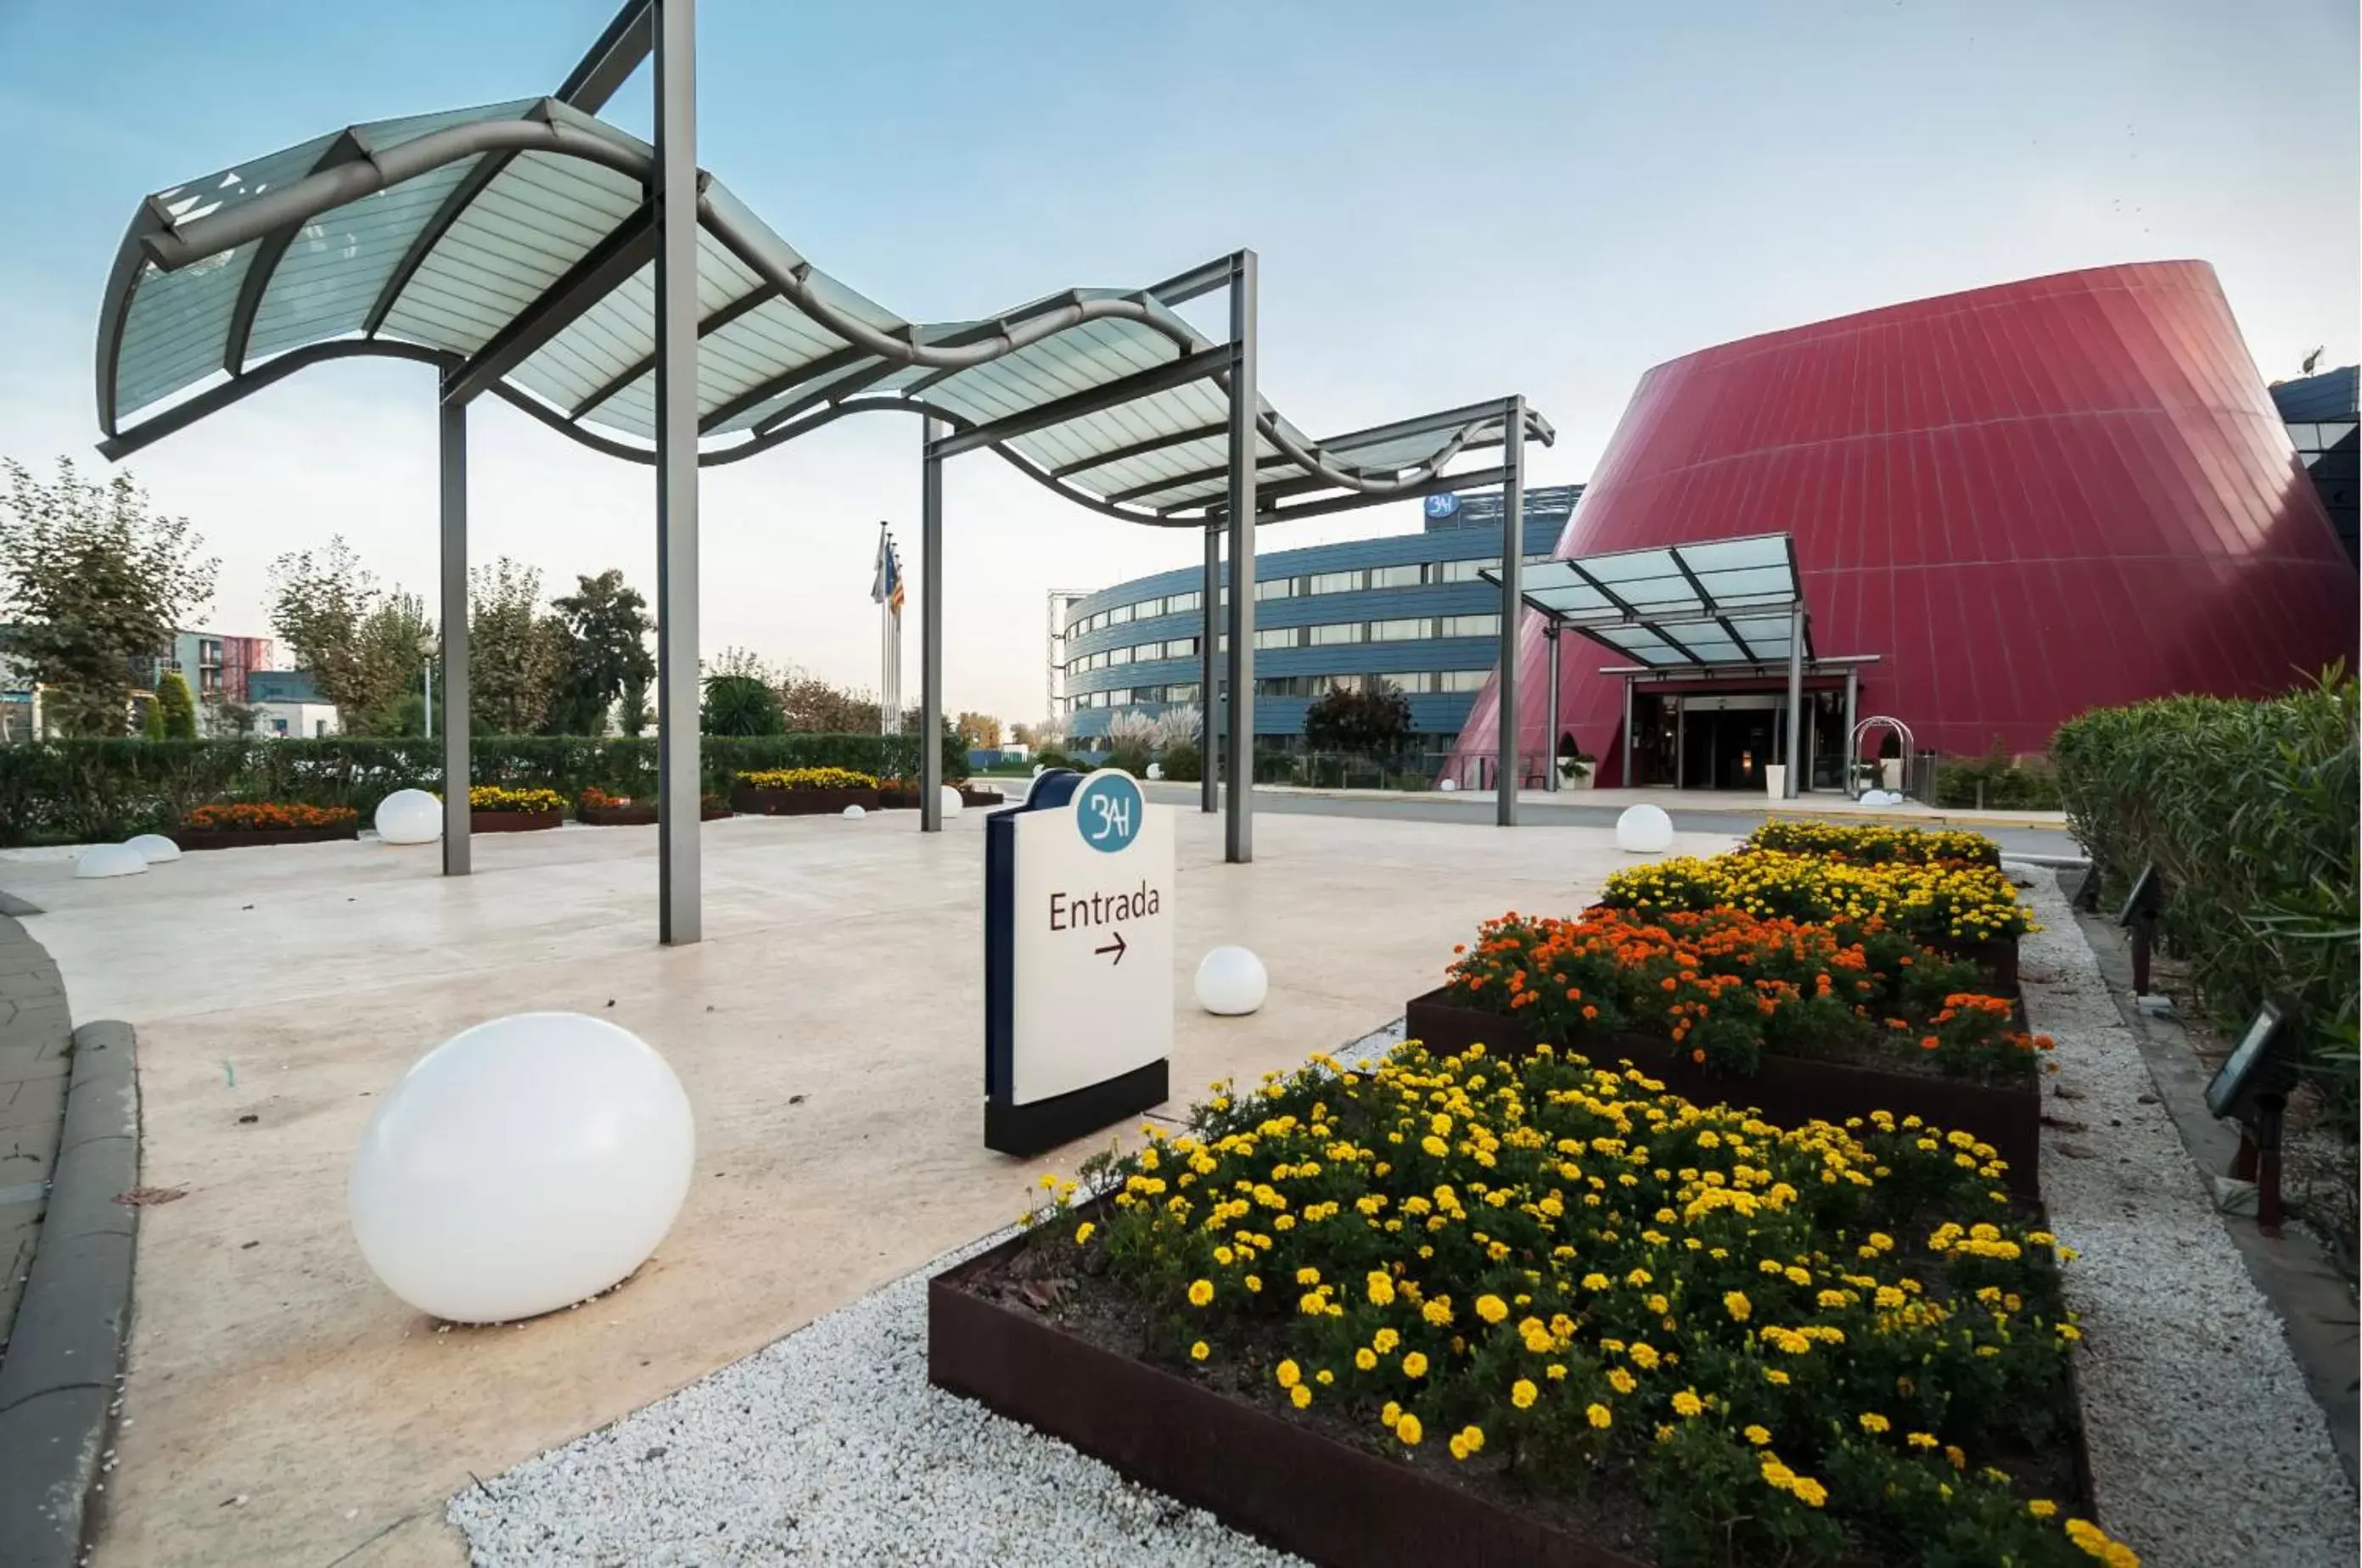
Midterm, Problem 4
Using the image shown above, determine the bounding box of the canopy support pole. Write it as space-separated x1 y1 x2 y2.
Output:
920 418 945 832
1224 250 1257 864
1545 622 1561 792
1843 666 1859 794
1202 523 1220 814
438 397 471 876
1782 602 1805 801
654 0 702 944
1495 395 1525 826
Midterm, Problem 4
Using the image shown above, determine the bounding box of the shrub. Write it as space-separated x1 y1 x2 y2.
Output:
1746 820 1999 866
1107 743 1152 779
1030 1043 2128 1568
1162 741 1202 782
156 670 198 741
701 674 785 736
1599 849 2036 948
2052 671 2358 1134
1932 744 2061 811
1304 682 1412 758
737 766 878 791
1034 746 1073 771
468 786 565 814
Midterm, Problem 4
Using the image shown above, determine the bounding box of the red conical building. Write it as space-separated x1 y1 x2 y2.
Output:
1450 260 2357 789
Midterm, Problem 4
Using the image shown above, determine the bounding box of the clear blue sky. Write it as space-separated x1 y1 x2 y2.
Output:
1 0 2353 722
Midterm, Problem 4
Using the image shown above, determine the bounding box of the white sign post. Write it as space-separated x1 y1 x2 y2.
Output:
984 769 1173 1155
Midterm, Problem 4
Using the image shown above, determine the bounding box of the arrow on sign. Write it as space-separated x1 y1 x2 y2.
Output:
1094 931 1128 966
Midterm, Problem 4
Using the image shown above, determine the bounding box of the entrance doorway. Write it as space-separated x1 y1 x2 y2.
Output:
1679 697 1778 791
1627 685 1852 792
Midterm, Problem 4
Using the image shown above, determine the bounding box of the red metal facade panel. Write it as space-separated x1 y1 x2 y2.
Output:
1451 260 2357 781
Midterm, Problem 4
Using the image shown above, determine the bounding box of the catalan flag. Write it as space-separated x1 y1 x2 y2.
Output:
872 526 905 613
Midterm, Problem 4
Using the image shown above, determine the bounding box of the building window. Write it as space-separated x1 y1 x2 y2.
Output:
1368 563 1424 589
1255 578 1295 601
1307 570 1362 595
1439 669 1490 692
1164 637 1199 659
1368 617 1429 642
1377 671 1437 693
1435 557 1495 583
1108 647 1132 666
1167 591 1202 613
1108 603 1133 625
1439 613 1501 638
1253 627 1297 650
1168 681 1201 703
1307 622 1362 646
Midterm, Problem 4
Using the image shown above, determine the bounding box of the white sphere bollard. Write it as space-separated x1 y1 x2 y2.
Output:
1032 764 1046 777
1614 804 1676 854
126 833 181 864
1146 762 1164 781
349 1012 695 1324
1438 777 1458 792
76 843 149 879
940 786 965 820
1194 946 1269 1016
375 788 442 845
842 804 867 820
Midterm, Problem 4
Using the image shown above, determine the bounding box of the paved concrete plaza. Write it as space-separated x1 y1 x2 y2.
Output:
1 807 1725 1567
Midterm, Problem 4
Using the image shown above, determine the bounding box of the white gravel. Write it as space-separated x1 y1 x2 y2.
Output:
2014 863 2359 1568
446 1230 1303 1568
452 879 2358 1566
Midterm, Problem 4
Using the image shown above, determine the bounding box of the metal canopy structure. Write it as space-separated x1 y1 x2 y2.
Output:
1483 534 1819 799
93 0 1555 940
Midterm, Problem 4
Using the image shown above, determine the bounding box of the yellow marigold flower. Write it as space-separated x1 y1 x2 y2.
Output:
1289 1383 1312 1409
1294 1267 1320 1285
1366 1271 1395 1306
1765 1369 1791 1386
1316 1369 1333 1385
1671 1390 1704 1417
1546 1363 1568 1380
1373 1327 1400 1354
1475 1294 1509 1324
1396 1413 1423 1445
1354 1347 1377 1371
1743 1424 1771 1446
1724 1291 1752 1322
1585 1403 1613 1430
1422 1299 1454 1327
1447 1433 1469 1461
1607 1368 1636 1395
1243 1274 1261 1293
1629 1342 1660 1370
1783 1265 1812 1286
1906 1431 1937 1449
1582 1272 1611 1291
1511 1379 1539 1409
1275 1359 1301 1388
1421 1135 1450 1156
1380 1400 1402 1428
1402 1351 1429 1378
1187 1279 1214 1308
1790 1476 1827 1508
1859 1412 1891 1434
1074 1223 1096 1246
1189 1341 1209 1362
1459 1424 1484 1453
2028 1499 2058 1519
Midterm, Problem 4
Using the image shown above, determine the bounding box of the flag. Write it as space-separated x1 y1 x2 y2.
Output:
872 526 906 613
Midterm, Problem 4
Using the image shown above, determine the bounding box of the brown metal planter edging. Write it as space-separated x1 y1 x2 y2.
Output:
929 1234 1647 1568
959 786 1006 809
1402 989 2042 1199
729 786 883 816
177 824 360 850
575 803 732 826
1934 934 2020 990
468 809 562 833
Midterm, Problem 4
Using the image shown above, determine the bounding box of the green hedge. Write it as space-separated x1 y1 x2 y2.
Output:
2052 673 2358 1134
1933 751 2062 810
0 731 968 845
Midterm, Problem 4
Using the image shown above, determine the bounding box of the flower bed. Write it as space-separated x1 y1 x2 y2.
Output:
732 765 882 815
1744 820 2001 868
177 801 360 850
939 1044 2124 1567
575 787 732 826
468 786 564 833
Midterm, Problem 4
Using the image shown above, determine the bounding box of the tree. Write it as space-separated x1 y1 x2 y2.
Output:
618 672 652 736
267 536 430 733
205 695 259 738
141 695 166 740
702 675 784 736
0 456 218 736
1304 680 1412 758
956 711 1002 748
468 557 564 735
545 568 655 736
778 668 881 733
156 669 198 739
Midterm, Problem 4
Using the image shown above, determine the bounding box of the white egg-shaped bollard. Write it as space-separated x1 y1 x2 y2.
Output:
126 833 181 864
76 843 149 879
842 804 867 820
348 1012 695 1324
940 786 965 820
1614 804 1676 854
1438 777 1458 792
1146 763 1164 781
374 789 442 845
1194 946 1269 1016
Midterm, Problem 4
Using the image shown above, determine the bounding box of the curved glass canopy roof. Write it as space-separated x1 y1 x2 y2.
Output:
98 97 1551 526
1484 534 1812 669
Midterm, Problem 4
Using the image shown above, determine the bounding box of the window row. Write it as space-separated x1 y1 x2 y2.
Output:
1065 613 1504 675
1063 670 1489 711
1064 636 1201 675
1065 589 1204 637
1062 552 1555 632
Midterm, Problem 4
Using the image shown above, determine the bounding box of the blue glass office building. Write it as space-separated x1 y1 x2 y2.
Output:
1059 484 1580 751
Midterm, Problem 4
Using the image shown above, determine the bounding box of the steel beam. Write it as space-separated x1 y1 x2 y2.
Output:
928 346 1232 462
1545 624 1561 792
440 204 656 407
1495 396 1524 826
1052 419 1229 480
1224 252 1257 864
439 399 471 876
573 283 777 421
1619 675 1635 790
1783 603 1805 801
1202 524 1220 814
921 418 945 832
560 0 657 111
654 0 701 944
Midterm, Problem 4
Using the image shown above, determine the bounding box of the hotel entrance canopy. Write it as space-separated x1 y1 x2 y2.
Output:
91 0 1555 943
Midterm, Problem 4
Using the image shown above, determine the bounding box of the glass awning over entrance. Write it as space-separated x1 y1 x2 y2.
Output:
95 97 1551 528
1483 533 1810 668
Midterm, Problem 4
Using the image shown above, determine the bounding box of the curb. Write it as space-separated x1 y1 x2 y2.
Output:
0 1021 140 1568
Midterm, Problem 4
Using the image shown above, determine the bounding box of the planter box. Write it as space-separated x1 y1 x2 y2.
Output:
877 787 923 810
930 1231 1644 1568
932 1218 2093 1568
960 786 1006 808
1931 934 2018 988
469 809 560 833
576 803 733 826
1403 988 2040 1198
177 823 360 851
730 785 881 816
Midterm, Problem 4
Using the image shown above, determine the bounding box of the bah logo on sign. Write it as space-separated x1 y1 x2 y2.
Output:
982 769 1175 1156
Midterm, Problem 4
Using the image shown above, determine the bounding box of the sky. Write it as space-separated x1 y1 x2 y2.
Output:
0 0 2354 726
